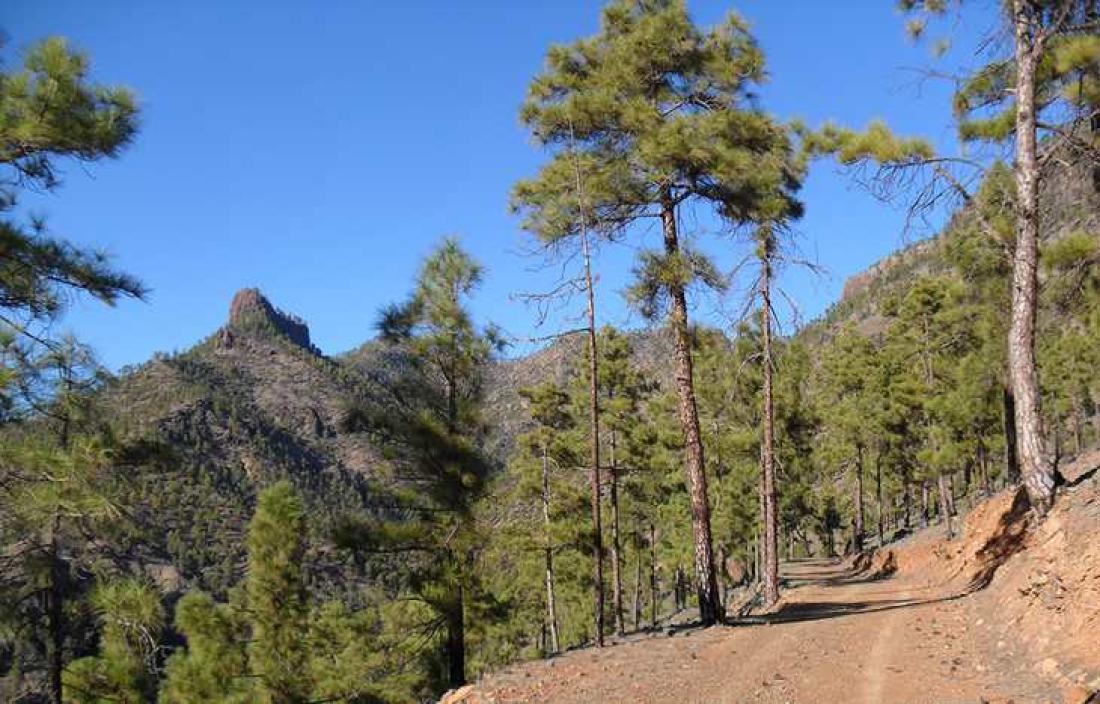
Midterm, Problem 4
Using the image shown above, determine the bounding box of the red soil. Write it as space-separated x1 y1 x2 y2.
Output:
449 476 1100 704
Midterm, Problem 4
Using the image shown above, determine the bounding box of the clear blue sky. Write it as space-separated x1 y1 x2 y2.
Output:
2 1 993 370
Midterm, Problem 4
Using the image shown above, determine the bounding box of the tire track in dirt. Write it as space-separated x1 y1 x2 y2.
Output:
858 589 909 704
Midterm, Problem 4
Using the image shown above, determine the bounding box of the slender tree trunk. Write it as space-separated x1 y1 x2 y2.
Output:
978 438 991 495
445 558 466 687
753 530 761 583
875 453 885 546
758 468 767 573
541 444 560 655
570 124 606 646
609 431 624 636
718 546 729 611
580 230 606 646
1003 386 1021 483
673 565 684 611
45 380 74 704
899 481 908 530
853 445 865 553
947 473 958 517
649 523 658 629
633 531 642 631
1072 406 1083 455
1009 0 1055 516
759 236 780 608
937 474 954 539
660 189 721 625
46 514 63 704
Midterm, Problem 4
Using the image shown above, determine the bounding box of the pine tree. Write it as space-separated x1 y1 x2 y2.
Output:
246 481 310 704
515 0 804 626
0 39 143 701
514 381 579 654
693 327 760 594
828 0 1100 516
0 435 124 703
883 277 977 538
342 237 497 688
64 580 163 704
817 325 879 553
0 37 144 358
161 488 420 703
595 327 653 634
511 71 611 649
158 592 250 704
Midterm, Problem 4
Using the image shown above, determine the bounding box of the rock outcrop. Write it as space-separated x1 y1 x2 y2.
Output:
227 287 315 351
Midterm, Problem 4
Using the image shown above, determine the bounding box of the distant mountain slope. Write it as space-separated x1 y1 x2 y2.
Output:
99 144 1099 600
101 289 384 595
806 147 1100 343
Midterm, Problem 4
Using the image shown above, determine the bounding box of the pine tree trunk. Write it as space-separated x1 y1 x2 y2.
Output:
947 473 958 517
445 560 466 687
46 515 63 704
649 523 658 628
753 530 761 582
674 565 683 611
609 431 625 636
633 531 643 631
875 453 885 546
581 230 606 646
1003 386 1021 483
759 240 780 608
1010 0 1056 517
541 444 560 655
903 480 912 530
978 438 991 495
718 546 729 612
853 445 865 553
1072 406 1083 455
660 190 721 625
920 482 930 528
937 474 954 539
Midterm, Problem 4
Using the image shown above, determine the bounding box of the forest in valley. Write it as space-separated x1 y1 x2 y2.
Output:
1 1 1099 703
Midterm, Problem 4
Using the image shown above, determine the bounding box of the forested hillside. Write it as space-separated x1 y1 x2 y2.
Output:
1 1 1098 703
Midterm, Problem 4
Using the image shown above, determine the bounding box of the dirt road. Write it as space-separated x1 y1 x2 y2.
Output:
465 555 1062 703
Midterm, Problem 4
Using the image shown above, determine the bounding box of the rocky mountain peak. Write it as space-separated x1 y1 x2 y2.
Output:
225 287 314 351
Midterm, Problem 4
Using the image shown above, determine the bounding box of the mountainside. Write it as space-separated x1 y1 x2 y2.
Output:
96 144 1100 603
100 289 385 595
809 145 1100 342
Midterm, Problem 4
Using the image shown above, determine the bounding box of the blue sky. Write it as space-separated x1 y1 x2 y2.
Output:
2 1 994 370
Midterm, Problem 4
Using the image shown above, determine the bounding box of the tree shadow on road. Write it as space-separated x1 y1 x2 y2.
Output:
723 487 1033 628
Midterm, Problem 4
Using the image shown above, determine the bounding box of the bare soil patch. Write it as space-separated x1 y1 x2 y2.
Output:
453 477 1100 704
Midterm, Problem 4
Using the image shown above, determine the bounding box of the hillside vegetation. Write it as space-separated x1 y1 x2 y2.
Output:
1 2 1098 703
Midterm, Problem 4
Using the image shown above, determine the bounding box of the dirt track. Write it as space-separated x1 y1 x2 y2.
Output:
459 495 1095 704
